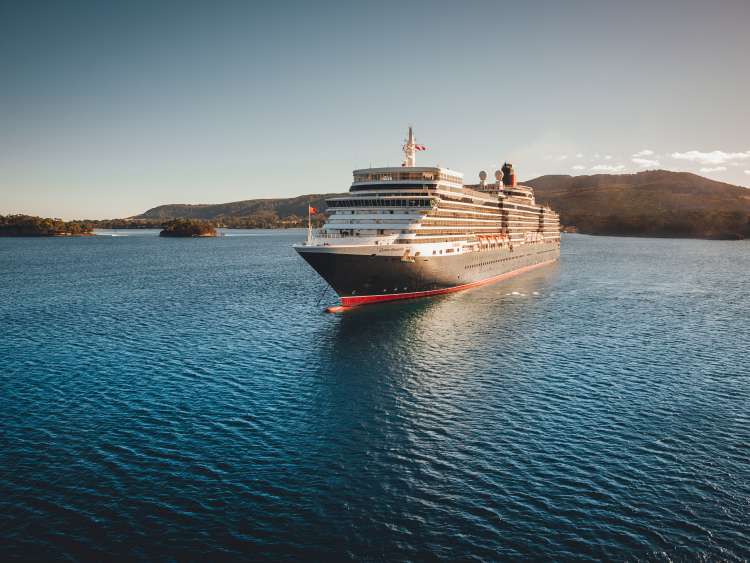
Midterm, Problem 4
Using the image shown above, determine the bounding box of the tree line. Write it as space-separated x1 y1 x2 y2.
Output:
0 215 93 236
0 212 327 236
562 209 750 240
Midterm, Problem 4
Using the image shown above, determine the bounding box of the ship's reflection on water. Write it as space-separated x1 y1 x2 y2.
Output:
325 261 561 373
307 261 562 449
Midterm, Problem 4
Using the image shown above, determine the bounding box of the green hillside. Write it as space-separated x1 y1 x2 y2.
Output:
135 193 341 223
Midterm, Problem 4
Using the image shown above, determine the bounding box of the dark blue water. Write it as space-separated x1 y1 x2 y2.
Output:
1 230 748 560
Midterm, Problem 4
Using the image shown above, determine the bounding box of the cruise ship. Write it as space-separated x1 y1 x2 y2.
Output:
295 128 560 307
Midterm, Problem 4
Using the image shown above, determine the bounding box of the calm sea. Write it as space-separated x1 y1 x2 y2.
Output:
1 231 748 560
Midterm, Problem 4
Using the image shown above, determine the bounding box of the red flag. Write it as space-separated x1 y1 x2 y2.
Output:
309 206 318 214
415 144 427 151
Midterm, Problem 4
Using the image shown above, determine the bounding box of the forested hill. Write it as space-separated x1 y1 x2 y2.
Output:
135 193 341 221
525 170 750 239
134 170 750 239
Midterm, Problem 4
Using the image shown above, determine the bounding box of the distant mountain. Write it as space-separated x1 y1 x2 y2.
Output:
525 170 750 239
134 170 750 239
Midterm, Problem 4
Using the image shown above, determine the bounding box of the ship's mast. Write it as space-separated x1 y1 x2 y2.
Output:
403 126 416 167
307 204 312 244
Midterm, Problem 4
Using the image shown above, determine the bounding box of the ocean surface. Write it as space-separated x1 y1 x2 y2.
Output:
1 230 748 561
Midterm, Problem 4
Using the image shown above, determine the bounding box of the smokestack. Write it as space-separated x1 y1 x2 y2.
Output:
501 162 516 187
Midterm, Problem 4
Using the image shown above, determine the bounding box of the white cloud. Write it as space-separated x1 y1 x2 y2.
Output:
575 153 584 158
590 164 626 172
632 157 661 168
699 166 727 173
556 155 568 161
604 155 612 160
633 149 655 157
744 170 750 175
571 165 586 171
671 150 750 165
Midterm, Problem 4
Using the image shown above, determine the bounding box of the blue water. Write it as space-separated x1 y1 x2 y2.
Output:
1 231 748 560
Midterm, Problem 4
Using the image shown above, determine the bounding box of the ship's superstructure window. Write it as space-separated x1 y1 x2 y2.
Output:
327 198 433 208
439 173 463 184
353 170 447 183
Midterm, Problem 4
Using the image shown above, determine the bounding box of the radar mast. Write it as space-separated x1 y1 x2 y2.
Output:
403 126 416 167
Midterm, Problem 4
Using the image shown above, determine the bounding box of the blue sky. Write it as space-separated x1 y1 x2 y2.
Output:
1 0 749 219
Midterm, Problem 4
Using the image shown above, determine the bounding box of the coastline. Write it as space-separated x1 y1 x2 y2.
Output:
0 232 95 238
564 231 747 241
2 226 743 242
118 226 750 241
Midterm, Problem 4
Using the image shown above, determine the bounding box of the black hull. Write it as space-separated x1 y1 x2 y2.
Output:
297 242 560 304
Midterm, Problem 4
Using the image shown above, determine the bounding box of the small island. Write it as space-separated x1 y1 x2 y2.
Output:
0 214 93 237
159 218 218 237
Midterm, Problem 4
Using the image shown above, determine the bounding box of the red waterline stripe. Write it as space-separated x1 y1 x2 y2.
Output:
339 259 558 307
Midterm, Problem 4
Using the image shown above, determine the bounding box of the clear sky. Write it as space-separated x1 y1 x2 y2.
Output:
1 0 749 219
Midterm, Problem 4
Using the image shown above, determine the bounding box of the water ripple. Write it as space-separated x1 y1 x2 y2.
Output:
1 232 748 560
